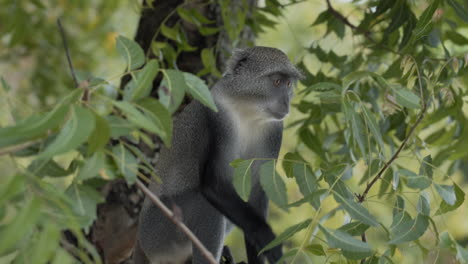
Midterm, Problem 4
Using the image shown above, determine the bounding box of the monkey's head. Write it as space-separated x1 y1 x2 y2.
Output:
218 46 303 122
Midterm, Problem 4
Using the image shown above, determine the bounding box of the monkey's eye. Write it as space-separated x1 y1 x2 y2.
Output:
274 79 281 86
287 81 291 87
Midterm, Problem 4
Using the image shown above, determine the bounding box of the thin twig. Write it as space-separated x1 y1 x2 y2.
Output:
325 0 370 36
135 179 217 264
57 18 79 88
0 140 39 156
357 93 426 202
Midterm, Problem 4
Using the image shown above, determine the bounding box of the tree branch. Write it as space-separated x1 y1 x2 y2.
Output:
57 18 89 101
135 179 217 264
57 18 79 88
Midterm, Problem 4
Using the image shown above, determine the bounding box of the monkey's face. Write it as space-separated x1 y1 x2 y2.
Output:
261 72 295 121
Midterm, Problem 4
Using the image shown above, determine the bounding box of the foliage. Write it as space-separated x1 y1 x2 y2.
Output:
1 0 468 263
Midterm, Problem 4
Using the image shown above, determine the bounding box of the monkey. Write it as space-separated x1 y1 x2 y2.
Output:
134 46 303 264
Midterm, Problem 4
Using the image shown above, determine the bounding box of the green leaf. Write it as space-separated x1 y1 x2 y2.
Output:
312 10 331 25
393 195 405 215
182 72 218 112
200 48 221 77
123 59 159 101
417 194 430 216
116 35 145 70
65 183 104 228
447 0 468 22
29 222 61 264
113 101 162 135
299 128 326 161
293 163 317 197
107 116 135 138
0 89 82 148
436 183 464 215
260 160 288 210
338 222 370 236
112 144 138 184
261 219 312 253
76 151 106 181
456 243 468 263
282 152 303 178
319 225 373 259
395 87 421 109
28 159 76 178
302 82 341 95
160 23 180 42
287 189 327 208
388 214 429 244
445 31 468 45
361 105 385 156
434 184 456 206
344 100 368 161
305 244 326 256
38 105 95 159
400 168 431 190
0 174 25 205
137 97 173 147
419 155 433 178
158 69 187 114
412 0 440 41
87 112 110 154
0 198 42 255
230 159 253 201
333 192 379 226
439 231 455 249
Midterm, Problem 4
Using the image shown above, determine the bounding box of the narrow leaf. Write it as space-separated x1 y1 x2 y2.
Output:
112 144 138 184
137 98 173 147
261 219 312 253
76 151 106 181
334 192 379 226
116 35 145 70
0 89 82 148
435 184 456 206
395 87 421 109
158 69 187 114
389 214 429 244
123 59 159 101
361 105 385 156
230 159 253 201
338 222 370 236
319 225 373 259
87 112 110 154
436 183 464 215
260 160 288 210
293 163 317 197
38 105 95 159
113 101 162 135
183 72 218 112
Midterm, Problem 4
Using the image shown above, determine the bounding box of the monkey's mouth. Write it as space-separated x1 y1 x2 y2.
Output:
267 109 289 120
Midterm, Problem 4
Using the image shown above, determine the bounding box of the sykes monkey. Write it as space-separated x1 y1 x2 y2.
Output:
135 47 303 264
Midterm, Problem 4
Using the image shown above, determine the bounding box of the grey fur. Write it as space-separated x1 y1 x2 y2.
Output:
135 46 302 264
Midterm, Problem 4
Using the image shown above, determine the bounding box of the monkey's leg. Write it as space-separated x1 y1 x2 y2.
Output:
244 184 269 264
136 195 194 264
185 191 226 264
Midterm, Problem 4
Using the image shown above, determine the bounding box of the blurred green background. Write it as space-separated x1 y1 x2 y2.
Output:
1 0 467 263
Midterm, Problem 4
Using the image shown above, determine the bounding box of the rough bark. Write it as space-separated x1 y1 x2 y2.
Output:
89 1 257 263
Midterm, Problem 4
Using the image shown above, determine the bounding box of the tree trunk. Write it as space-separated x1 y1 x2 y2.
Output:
89 1 256 263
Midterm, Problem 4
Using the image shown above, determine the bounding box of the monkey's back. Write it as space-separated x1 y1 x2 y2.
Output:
149 101 211 197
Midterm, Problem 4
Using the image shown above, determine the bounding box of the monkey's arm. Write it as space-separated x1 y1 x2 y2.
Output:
200 158 282 263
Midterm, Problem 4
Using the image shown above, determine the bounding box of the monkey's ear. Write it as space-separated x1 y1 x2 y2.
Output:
226 49 249 75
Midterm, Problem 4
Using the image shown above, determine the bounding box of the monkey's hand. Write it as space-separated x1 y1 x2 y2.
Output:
248 226 282 264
